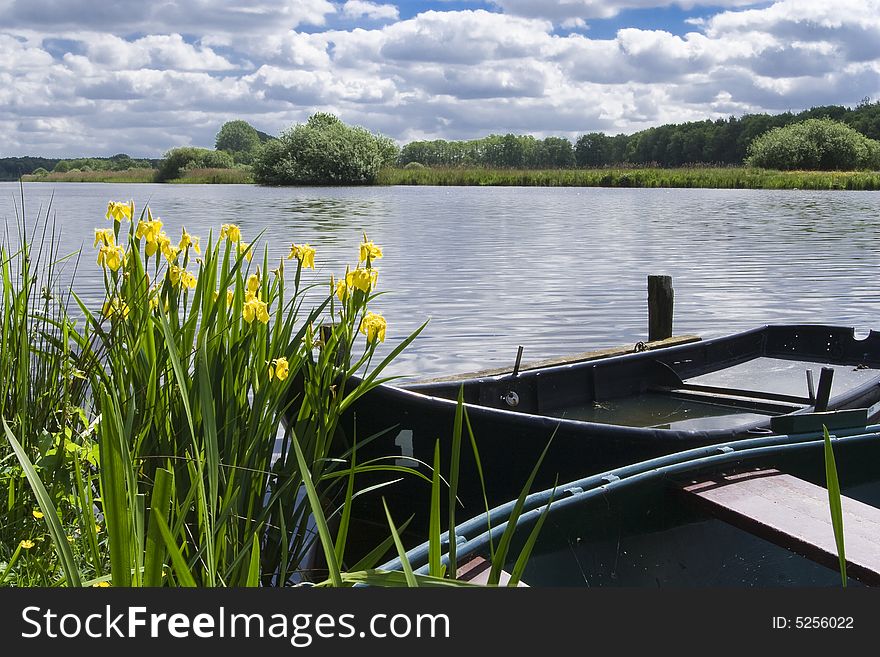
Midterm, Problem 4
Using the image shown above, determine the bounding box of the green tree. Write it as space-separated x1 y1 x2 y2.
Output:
158 147 234 181
746 118 880 170
215 120 262 164
252 113 392 185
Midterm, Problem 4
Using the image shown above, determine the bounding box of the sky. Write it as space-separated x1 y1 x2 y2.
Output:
2 0 880 157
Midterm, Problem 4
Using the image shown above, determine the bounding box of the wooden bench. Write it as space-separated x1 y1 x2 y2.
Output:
456 556 529 587
682 469 880 585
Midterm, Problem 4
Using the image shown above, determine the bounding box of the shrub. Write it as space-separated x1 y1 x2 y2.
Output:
746 118 880 170
31 167 48 176
215 120 263 165
158 147 234 181
253 113 394 185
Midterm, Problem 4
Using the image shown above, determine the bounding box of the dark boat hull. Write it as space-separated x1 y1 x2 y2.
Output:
381 427 880 587
337 325 880 525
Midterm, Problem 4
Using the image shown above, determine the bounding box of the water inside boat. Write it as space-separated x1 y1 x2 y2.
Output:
514 475 880 587
536 357 880 430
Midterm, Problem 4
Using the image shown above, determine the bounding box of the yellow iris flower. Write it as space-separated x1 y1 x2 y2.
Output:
20 539 35 549
287 243 316 269
97 244 126 271
359 312 387 343
102 297 130 321
239 241 253 262
268 357 290 381
94 228 114 248
179 228 201 255
242 298 269 324
346 267 377 293
136 218 163 243
359 238 383 264
220 223 242 242
106 201 132 223
335 278 348 302
32 509 44 519
169 266 197 289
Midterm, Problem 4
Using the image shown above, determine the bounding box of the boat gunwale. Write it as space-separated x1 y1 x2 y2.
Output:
376 426 880 577
375 324 880 439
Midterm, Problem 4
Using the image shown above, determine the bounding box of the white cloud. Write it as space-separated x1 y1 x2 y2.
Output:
342 1 399 21
489 1 761 23
2 1 880 156
83 34 235 71
0 0 336 35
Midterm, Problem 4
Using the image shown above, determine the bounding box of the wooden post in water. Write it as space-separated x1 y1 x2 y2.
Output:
648 275 674 342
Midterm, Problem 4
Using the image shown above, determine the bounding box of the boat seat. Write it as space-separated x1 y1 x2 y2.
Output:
682 469 880 585
650 384 805 415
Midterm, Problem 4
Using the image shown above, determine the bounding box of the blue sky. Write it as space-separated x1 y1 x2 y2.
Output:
1 0 877 157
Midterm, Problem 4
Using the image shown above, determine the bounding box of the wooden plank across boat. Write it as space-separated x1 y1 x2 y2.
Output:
682 468 880 585
338 324 880 523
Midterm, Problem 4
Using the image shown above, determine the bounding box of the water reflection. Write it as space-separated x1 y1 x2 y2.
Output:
3 182 880 379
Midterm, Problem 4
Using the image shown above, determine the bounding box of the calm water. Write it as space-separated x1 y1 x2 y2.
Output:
3 182 880 378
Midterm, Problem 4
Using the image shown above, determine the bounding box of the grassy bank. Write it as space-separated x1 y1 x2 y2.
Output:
378 166 880 190
20 167 254 184
21 168 159 183
168 167 254 184
19 165 880 190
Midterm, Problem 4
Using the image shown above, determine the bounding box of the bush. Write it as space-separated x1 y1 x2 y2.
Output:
31 167 48 176
403 161 426 170
746 118 880 170
215 120 263 165
158 147 234 181
253 113 395 185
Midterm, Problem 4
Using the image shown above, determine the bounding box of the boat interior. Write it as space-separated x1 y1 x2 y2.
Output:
405 326 880 432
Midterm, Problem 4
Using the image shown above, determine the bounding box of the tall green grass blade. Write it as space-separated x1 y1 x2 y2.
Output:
197 346 220 513
247 530 261 587
3 418 81 587
152 512 197 587
144 467 173 587
488 433 554 586
291 434 342 587
823 425 847 587
508 485 556 587
383 498 418 587
98 389 134 587
447 389 464 575
428 440 444 578
348 516 413 572
158 312 195 442
337 570 476 587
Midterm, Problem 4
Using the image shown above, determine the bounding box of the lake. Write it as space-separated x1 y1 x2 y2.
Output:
3 182 880 379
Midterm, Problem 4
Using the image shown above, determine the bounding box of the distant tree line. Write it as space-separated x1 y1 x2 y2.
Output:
1 154 159 181
400 100 880 169
7 100 880 183
399 134 576 168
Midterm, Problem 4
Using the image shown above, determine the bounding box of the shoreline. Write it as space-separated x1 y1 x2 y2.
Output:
15 166 880 190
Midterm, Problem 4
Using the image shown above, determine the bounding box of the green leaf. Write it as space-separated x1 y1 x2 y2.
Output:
152 512 198 587
3 417 81 587
144 467 173 587
823 425 847 587
291 433 342 587
383 498 418 587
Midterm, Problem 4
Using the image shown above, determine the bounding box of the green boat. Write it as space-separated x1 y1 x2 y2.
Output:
380 426 880 587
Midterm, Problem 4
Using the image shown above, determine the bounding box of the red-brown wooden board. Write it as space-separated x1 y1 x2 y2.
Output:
683 469 880 585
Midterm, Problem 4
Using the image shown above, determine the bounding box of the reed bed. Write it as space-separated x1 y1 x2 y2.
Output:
1 192 542 587
379 166 880 190
22 169 159 183
169 167 254 184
